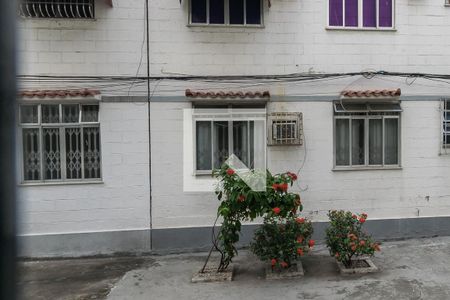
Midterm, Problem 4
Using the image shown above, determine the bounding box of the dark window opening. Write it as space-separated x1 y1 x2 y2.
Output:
18 0 95 19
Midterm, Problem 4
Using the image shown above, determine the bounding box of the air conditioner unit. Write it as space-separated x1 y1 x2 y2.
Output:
268 112 303 146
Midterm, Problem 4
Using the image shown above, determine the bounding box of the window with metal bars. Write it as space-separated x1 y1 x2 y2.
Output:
333 102 401 169
443 100 450 149
18 0 95 19
193 107 266 174
267 112 303 146
19 103 101 183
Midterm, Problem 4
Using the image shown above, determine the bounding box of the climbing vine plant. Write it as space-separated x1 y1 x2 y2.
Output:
212 165 302 271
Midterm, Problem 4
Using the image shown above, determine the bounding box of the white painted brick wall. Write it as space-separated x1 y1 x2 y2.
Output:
17 0 146 77
151 101 450 229
148 0 450 76
17 102 151 235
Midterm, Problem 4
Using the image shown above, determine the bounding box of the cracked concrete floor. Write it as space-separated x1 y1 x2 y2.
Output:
18 236 450 300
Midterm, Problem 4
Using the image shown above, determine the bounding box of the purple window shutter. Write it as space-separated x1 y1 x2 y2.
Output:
345 0 358 27
379 0 393 27
329 0 343 26
363 0 376 27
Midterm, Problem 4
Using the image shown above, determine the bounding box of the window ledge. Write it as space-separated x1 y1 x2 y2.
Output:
326 26 396 32
332 166 402 171
187 23 265 29
18 180 104 187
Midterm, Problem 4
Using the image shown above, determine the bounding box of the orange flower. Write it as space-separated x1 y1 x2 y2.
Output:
297 248 304 256
351 245 357 251
295 217 305 224
359 240 366 246
272 207 281 215
280 261 289 268
352 214 358 219
359 217 366 224
271 258 277 266
297 236 304 243
308 239 315 248
226 168 235 176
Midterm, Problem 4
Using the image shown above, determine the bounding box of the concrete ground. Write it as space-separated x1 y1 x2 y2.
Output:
18 236 450 300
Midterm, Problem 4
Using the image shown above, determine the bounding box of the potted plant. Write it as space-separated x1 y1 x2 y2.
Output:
325 210 381 275
250 171 314 279
251 214 314 279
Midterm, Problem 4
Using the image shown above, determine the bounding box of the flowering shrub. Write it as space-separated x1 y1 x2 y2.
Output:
212 165 301 271
251 215 314 269
325 210 381 268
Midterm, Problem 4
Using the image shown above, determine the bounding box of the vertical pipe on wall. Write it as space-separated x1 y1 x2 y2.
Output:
145 0 153 250
0 0 17 299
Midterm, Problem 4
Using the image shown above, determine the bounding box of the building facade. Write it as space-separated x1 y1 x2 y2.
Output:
17 0 450 257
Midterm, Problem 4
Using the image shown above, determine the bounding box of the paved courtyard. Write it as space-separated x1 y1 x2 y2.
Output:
18 236 450 300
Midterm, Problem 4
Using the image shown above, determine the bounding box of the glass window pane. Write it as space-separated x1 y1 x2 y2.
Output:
329 0 343 26
63 104 80 123
43 128 61 180
384 118 399 164
210 0 225 24
444 134 450 146
213 121 229 169
83 127 101 179
196 121 212 171
246 0 261 24
369 119 383 165
345 0 358 27
22 128 41 181
20 105 38 124
249 121 254 168
363 0 376 27
81 105 99 122
229 0 244 24
233 121 250 166
335 119 350 166
379 0 392 27
42 105 60 123
351 119 365 165
191 0 207 23
65 128 82 179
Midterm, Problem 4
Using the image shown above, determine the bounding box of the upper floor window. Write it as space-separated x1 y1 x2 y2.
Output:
328 0 394 29
190 0 262 26
19 103 101 183
334 102 401 169
19 0 95 19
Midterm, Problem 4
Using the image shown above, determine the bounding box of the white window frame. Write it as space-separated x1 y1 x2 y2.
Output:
326 0 395 30
333 112 401 170
18 103 102 184
188 0 264 27
192 107 266 175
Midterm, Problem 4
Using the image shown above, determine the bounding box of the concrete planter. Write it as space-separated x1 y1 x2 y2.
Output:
336 257 378 275
191 266 234 283
265 261 304 280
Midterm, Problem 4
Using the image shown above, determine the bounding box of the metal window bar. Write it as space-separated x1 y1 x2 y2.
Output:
442 99 450 152
19 103 101 182
18 0 95 19
334 113 400 168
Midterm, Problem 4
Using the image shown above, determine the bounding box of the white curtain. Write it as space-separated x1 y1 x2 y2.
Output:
369 119 383 165
335 119 350 166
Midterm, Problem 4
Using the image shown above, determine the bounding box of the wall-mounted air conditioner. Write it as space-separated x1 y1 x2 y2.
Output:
267 112 303 146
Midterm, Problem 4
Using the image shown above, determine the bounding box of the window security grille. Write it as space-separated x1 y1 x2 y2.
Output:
267 112 303 146
20 103 101 182
442 99 450 151
19 0 95 19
